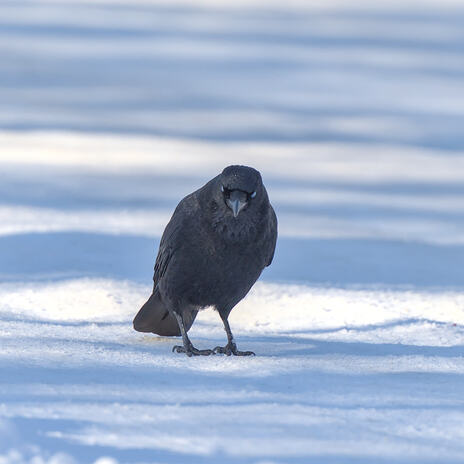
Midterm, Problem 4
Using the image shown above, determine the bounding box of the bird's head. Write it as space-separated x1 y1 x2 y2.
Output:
219 165 263 218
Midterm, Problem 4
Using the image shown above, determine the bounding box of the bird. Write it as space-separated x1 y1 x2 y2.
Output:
133 165 277 357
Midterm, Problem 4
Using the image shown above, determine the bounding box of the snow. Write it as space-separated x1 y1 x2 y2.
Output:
1 0 464 463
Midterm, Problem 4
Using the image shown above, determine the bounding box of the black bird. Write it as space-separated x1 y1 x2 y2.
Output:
133 165 277 356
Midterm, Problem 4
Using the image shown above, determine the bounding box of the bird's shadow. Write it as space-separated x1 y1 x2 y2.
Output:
135 317 464 362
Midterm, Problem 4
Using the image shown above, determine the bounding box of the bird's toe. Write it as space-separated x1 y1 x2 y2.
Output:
213 345 233 355
172 344 214 356
214 343 254 356
172 345 193 357
192 348 214 356
235 350 255 356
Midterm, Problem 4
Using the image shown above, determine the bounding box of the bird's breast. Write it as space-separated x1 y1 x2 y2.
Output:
178 238 262 308
160 215 267 309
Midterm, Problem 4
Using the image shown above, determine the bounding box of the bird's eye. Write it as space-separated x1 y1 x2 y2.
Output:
250 191 257 199
221 185 231 198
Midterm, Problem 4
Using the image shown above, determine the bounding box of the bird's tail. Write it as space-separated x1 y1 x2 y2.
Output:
133 290 198 337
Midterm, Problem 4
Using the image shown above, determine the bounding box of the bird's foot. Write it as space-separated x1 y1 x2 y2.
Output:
172 344 214 357
213 341 255 356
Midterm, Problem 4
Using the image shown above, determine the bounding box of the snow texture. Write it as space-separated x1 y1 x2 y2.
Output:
1 1 464 463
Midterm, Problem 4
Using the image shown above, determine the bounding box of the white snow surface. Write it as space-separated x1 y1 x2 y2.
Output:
1 1 464 463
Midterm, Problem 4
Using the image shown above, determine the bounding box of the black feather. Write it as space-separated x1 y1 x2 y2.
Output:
133 165 278 356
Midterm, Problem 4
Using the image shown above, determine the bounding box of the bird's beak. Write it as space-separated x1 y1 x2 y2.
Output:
226 190 248 218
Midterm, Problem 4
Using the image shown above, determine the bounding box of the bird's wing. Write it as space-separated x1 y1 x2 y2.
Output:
153 219 179 288
265 206 278 267
152 194 195 288
153 242 172 288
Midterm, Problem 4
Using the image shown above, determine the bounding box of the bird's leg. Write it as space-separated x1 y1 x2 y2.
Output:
213 314 255 356
172 312 214 357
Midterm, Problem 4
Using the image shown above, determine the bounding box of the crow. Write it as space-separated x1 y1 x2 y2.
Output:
133 165 277 356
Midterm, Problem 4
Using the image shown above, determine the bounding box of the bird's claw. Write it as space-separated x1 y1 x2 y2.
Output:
213 345 231 355
172 345 214 357
213 342 255 356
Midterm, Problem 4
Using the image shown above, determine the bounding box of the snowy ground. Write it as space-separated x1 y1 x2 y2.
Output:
1 1 464 463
